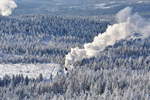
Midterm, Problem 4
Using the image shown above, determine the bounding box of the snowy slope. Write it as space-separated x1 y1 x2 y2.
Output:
0 64 62 79
14 0 150 16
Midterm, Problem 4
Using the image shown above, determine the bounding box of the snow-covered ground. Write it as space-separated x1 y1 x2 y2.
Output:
94 3 119 9
0 63 63 79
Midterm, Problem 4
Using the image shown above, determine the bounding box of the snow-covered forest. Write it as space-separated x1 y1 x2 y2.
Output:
0 0 150 100
0 14 149 100
0 15 109 64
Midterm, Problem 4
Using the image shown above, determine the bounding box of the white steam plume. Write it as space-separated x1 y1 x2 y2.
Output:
0 0 17 16
65 7 150 68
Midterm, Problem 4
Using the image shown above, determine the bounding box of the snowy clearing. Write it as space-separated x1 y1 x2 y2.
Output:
0 64 62 79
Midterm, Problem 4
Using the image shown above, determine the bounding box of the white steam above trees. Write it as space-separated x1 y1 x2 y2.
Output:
65 7 150 68
0 0 17 16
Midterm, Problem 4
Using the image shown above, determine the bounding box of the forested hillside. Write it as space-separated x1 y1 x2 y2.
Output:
0 15 149 100
0 36 149 100
0 15 109 64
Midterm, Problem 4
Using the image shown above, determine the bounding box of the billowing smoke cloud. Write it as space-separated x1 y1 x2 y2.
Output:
65 7 150 68
0 0 17 16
